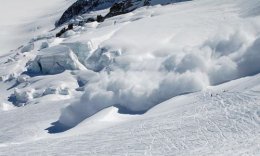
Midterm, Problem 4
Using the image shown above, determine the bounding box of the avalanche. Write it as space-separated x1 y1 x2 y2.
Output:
0 0 260 155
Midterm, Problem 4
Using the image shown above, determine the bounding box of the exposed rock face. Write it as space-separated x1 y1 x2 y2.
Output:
56 0 119 27
56 0 89 27
56 0 191 27
105 0 134 18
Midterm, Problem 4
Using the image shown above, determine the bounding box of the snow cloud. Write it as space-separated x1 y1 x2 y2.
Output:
59 26 260 127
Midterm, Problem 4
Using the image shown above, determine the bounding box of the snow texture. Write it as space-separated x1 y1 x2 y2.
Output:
57 0 260 127
0 0 259 155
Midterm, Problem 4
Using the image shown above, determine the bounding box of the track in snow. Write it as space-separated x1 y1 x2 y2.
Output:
0 76 259 155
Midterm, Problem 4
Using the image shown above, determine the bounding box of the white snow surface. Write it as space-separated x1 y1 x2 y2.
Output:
0 0 260 155
0 0 76 54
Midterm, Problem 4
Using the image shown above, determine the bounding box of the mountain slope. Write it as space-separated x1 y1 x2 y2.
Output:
0 0 76 54
0 0 260 155
56 0 190 26
0 73 259 155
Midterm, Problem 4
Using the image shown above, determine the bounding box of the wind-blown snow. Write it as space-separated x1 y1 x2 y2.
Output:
0 0 260 155
56 0 260 127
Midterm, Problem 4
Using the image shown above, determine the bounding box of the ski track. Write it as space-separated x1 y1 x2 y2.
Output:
0 88 259 155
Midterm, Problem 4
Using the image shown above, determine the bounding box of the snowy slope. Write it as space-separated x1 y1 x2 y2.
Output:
56 0 190 26
0 0 260 155
0 72 259 155
0 0 76 54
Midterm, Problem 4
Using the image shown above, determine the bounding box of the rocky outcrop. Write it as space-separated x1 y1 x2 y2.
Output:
56 0 191 27
56 0 119 27
56 0 89 27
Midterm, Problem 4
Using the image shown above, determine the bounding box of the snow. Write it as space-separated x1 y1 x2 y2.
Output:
0 0 260 155
61 41 94 65
238 37 260 77
57 0 260 127
0 73 260 155
20 43 35 53
0 0 76 54
28 45 86 74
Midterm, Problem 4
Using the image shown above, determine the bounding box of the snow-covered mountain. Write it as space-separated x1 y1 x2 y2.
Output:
56 0 119 26
0 0 260 155
56 0 189 26
0 0 77 54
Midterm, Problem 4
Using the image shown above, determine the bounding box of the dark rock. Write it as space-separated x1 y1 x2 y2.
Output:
68 23 74 30
144 0 150 6
96 15 105 22
105 0 134 18
56 24 74 37
56 0 119 27
56 27 67 37
56 0 191 27
86 17 96 23
56 0 89 27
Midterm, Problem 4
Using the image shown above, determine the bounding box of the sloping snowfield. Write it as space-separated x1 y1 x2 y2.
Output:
0 0 76 54
0 0 260 155
0 74 260 155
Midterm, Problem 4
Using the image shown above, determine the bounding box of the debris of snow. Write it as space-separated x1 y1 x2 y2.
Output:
0 0 260 155
27 45 86 74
